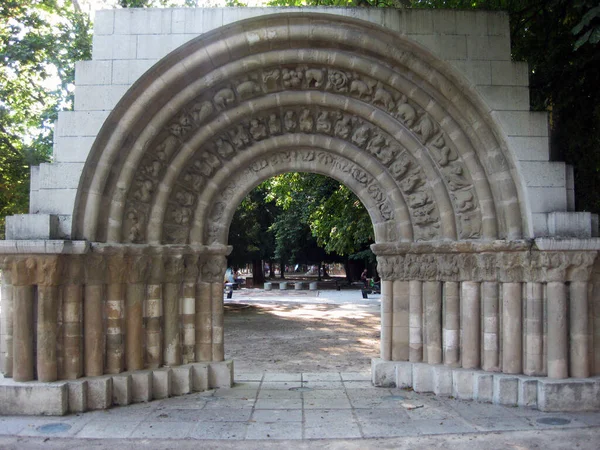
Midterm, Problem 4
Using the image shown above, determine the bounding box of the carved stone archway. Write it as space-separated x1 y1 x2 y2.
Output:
2 13 598 415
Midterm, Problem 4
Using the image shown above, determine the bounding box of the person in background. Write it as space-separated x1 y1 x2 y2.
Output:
361 268 368 288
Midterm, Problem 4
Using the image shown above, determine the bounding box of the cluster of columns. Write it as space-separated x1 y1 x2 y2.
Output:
378 253 599 380
0 245 229 383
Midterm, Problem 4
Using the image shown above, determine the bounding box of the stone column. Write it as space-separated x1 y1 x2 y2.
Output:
523 282 543 376
570 281 589 378
195 280 212 361
482 281 499 372
37 285 59 382
443 281 460 366
547 281 568 378
105 254 126 374
182 254 199 364
461 281 480 369
423 281 442 365
409 280 423 362
0 258 14 377
164 255 184 366
502 282 522 374
84 255 106 377
63 282 83 379
145 254 164 369
380 280 393 361
392 280 409 361
11 257 37 381
125 253 149 371
211 281 224 361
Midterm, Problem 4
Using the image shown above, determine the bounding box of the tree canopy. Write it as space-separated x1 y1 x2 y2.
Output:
0 0 91 237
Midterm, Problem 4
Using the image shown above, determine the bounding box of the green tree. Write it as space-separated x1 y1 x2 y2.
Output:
0 0 92 237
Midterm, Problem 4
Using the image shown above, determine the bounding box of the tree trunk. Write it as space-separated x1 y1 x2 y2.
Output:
252 259 265 285
279 259 286 279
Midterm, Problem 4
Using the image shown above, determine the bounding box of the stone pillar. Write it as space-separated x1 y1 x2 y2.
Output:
461 281 480 369
37 283 60 382
380 280 393 361
392 280 409 361
13 285 35 381
423 281 442 365
482 281 499 372
84 255 106 377
145 254 164 369
125 253 149 371
182 254 198 364
547 281 568 378
593 272 600 376
502 282 522 374
211 282 224 361
0 258 14 377
570 281 589 378
409 280 423 362
63 282 83 379
195 281 212 361
105 254 126 374
443 281 459 366
523 282 543 376
11 257 37 382
164 255 184 366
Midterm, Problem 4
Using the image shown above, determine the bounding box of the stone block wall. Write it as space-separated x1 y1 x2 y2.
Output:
16 7 588 240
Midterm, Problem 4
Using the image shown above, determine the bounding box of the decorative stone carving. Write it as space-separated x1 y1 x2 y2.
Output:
213 87 235 110
200 255 227 283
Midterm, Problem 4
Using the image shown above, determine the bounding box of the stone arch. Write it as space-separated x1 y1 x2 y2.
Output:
72 13 529 245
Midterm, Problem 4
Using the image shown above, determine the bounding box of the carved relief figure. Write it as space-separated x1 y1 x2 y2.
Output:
452 190 476 213
213 87 235 109
413 113 437 143
305 68 325 88
299 109 314 132
249 119 268 141
229 125 251 149
316 111 333 134
334 115 353 139
215 138 235 159
175 190 195 207
190 101 213 124
262 69 281 90
236 80 260 99
134 179 154 203
372 83 395 110
327 70 349 92
395 97 417 127
350 78 372 99
284 110 297 132
351 124 371 148
268 113 281 135
443 165 470 190
282 68 303 88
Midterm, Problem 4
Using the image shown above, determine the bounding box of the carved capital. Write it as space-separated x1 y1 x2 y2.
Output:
200 255 227 283
85 253 107 285
125 252 151 284
164 254 184 282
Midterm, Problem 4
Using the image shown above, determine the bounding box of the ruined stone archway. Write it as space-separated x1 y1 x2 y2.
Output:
3 12 598 415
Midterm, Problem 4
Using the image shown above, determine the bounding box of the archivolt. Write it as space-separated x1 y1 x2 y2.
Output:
73 13 529 245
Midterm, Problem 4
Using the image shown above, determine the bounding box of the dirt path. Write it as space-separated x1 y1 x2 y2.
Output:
224 300 381 373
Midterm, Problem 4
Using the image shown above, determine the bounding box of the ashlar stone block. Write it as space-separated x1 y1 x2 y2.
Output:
152 367 172 399
87 376 113 410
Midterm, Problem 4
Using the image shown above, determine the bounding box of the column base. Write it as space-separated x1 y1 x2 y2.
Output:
0 360 234 416
371 358 600 412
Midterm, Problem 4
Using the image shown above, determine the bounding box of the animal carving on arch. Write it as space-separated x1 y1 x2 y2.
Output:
305 68 325 88
372 83 395 111
236 80 261 100
395 97 417 127
213 88 235 110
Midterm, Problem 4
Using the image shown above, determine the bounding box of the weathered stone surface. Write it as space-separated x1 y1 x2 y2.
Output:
0 378 68 415
537 378 600 412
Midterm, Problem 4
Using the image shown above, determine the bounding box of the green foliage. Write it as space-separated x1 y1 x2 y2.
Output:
227 184 277 268
0 0 92 237
263 173 374 260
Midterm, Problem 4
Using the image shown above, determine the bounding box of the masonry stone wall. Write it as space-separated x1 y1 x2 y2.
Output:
15 7 589 240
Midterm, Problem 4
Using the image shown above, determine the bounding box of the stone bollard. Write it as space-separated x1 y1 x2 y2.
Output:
264 282 272 291
309 282 318 290
295 282 304 290
280 282 288 290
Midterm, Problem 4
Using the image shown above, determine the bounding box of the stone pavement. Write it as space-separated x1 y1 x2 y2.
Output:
1 370 599 448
